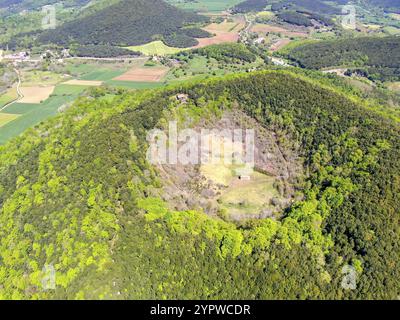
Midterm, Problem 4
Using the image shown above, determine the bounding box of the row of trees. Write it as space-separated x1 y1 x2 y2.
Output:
70 45 141 58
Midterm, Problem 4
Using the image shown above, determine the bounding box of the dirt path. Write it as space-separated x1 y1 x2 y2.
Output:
0 68 23 112
240 14 254 43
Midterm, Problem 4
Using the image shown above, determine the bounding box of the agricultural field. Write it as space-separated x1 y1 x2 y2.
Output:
251 23 309 38
270 39 292 52
62 60 137 81
204 19 245 33
104 80 165 89
19 86 55 104
62 80 103 86
0 84 90 144
190 19 243 49
0 112 19 127
390 13 400 21
0 57 180 144
0 87 17 108
126 41 184 56
382 26 400 35
20 70 68 86
114 65 169 82
386 82 400 92
166 0 242 13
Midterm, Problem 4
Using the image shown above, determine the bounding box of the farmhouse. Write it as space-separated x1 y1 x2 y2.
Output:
176 93 189 104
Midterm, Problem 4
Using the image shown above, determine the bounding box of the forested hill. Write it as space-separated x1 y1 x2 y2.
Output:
232 0 341 15
284 36 400 81
0 71 399 299
0 0 23 8
0 0 91 11
368 0 400 13
37 0 208 47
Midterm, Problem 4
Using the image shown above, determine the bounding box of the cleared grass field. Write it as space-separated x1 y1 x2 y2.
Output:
166 0 242 12
200 159 279 217
0 88 17 108
219 172 279 216
257 11 275 18
0 113 19 127
126 41 184 56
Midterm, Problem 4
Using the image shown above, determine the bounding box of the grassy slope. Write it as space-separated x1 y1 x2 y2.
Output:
126 41 185 56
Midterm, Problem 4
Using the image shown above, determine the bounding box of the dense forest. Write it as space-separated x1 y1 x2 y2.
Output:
277 11 313 26
231 0 339 21
231 0 268 13
70 45 141 58
284 36 400 81
192 43 257 63
0 70 399 299
368 0 400 13
36 0 208 47
271 0 341 15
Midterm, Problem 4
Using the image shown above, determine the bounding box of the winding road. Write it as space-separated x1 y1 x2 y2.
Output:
0 67 23 112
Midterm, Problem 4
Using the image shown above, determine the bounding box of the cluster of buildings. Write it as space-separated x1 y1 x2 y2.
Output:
1 48 70 64
3 51 30 62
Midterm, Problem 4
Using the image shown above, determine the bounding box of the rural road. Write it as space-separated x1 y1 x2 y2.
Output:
240 14 254 43
65 56 147 62
0 67 23 112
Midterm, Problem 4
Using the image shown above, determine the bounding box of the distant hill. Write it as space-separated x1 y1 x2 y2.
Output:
0 0 91 11
37 0 209 47
231 0 269 13
284 36 400 81
271 0 341 15
368 0 400 13
232 0 341 15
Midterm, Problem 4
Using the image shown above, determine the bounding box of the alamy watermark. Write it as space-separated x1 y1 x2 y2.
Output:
42 5 57 30
41 264 56 291
341 265 357 290
146 121 255 176
342 4 357 30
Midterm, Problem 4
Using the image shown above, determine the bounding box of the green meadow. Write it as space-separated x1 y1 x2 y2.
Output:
166 0 242 12
0 84 89 145
105 80 165 89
